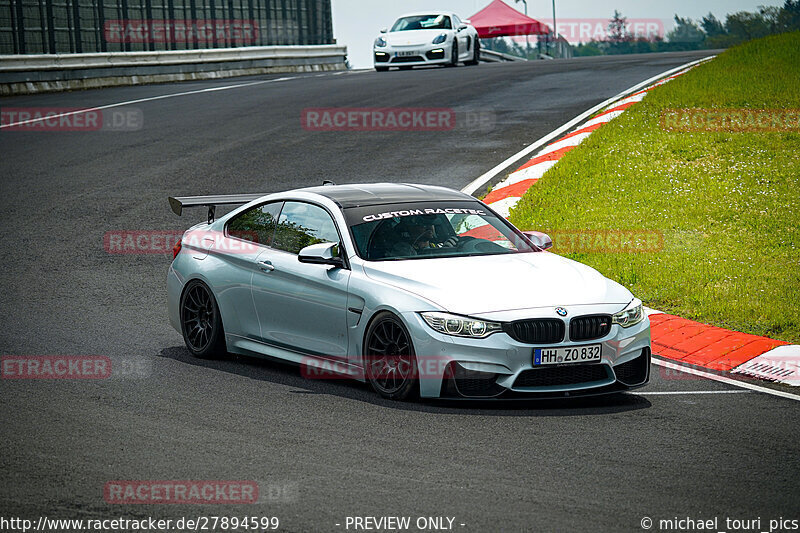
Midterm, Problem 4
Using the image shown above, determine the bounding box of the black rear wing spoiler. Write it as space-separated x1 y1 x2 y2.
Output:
169 194 267 223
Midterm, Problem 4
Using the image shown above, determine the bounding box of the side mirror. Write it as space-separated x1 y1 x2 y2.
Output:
523 231 553 251
458 24 468 31
298 242 344 267
380 27 388 33
462 19 471 25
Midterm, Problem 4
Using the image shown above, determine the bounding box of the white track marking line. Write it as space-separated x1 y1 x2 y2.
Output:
1 75 301 129
652 358 800 402
460 55 715 196
635 390 751 395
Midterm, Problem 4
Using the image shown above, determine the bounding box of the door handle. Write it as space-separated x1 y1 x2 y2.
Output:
259 260 274 272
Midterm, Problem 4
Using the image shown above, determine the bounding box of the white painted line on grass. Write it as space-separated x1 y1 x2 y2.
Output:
461 55 715 196
652 357 800 402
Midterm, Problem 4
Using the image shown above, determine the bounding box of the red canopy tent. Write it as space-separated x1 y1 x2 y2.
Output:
468 0 551 38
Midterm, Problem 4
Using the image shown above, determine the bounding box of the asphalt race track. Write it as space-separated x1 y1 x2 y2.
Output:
1 51 798 532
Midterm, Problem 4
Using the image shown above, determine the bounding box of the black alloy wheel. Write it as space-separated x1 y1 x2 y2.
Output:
364 312 419 400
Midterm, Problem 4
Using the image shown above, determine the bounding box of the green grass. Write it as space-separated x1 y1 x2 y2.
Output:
509 32 800 342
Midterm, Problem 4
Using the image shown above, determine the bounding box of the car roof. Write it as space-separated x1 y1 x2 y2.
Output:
300 183 474 209
395 11 455 19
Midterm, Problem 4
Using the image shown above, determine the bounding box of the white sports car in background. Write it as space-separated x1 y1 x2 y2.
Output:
373 12 480 71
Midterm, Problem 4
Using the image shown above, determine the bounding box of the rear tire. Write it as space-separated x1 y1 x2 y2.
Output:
466 38 480 65
180 280 226 359
364 312 419 401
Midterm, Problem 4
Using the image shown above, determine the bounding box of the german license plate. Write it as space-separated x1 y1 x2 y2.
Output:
534 345 602 366
396 50 419 57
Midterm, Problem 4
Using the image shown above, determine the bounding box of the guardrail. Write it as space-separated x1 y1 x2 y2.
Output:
0 44 347 96
479 49 528 63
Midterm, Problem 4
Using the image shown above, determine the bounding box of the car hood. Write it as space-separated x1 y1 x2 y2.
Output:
362 252 633 316
386 30 444 47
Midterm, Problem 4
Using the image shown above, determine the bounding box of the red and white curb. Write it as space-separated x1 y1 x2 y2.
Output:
481 69 695 217
645 308 799 386
464 57 800 388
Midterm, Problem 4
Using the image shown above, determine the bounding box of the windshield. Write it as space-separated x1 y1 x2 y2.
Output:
345 201 538 261
391 14 452 32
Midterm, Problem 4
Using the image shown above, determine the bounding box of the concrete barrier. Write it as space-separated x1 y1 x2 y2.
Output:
479 49 528 62
0 45 348 96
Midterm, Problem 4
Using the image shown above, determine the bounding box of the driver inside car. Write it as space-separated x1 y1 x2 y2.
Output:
390 215 458 257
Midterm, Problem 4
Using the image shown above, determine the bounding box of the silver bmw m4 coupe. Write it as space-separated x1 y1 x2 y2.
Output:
167 183 651 400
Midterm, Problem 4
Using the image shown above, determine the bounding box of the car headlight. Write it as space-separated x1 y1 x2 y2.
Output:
612 300 644 328
420 312 503 338
375 36 387 47
432 33 447 44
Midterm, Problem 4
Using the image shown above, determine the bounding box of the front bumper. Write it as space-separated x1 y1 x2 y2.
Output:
401 311 651 399
374 43 451 67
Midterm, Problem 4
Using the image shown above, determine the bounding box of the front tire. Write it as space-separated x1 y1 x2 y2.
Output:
364 312 419 400
375 66 389 72
447 41 459 67
180 280 226 359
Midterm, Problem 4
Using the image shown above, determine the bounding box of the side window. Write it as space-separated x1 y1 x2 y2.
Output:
273 202 340 255
226 202 282 246
452 15 461 26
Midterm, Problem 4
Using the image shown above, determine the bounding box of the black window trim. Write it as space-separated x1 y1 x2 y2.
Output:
226 198 351 270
